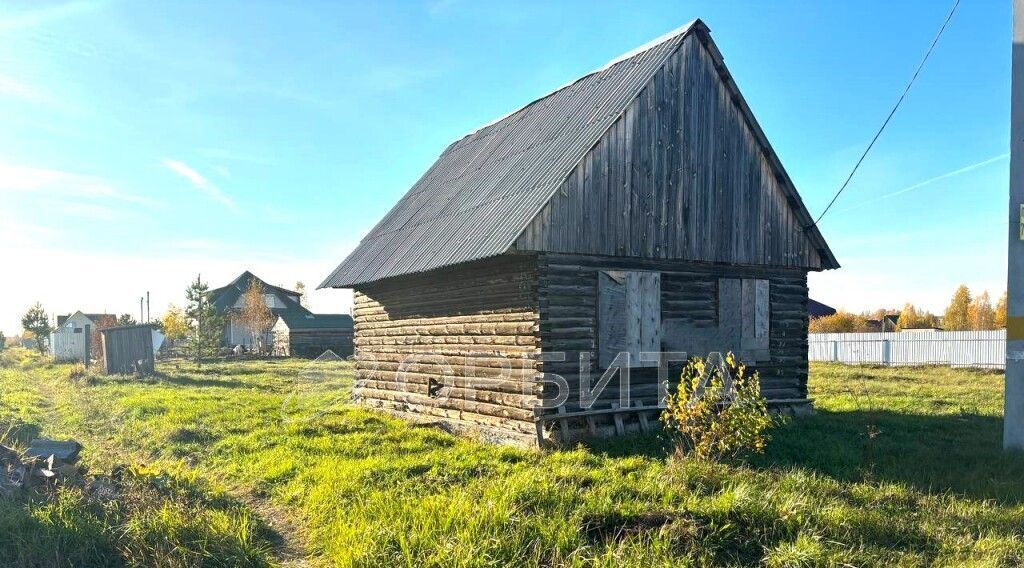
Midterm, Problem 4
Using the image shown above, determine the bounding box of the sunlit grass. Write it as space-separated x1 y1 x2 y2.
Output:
2 348 1023 566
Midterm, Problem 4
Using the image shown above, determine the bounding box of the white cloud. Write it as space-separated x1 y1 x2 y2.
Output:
0 1 108 33
160 158 236 209
0 160 155 205
0 74 48 103
838 153 1010 213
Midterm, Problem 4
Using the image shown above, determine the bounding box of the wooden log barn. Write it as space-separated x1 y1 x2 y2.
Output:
320 20 838 446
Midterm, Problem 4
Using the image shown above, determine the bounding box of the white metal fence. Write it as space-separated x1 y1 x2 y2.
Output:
809 330 1006 370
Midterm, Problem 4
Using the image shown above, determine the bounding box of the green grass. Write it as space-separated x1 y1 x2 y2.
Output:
2 348 1024 567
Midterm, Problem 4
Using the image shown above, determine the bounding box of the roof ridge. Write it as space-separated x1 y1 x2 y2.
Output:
454 19 701 143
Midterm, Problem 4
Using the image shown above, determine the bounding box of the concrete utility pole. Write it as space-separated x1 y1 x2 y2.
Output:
1006 0 1024 451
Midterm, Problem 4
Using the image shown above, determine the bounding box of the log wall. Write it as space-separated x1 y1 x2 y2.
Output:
536 253 809 423
352 255 542 444
352 252 810 445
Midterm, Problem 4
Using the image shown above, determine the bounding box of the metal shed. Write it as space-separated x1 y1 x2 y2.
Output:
99 324 155 375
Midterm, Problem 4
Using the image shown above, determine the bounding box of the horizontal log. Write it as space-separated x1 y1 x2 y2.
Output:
357 369 539 395
353 311 537 326
365 358 538 376
357 379 539 408
358 398 539 434
356 321 536 337
355 344 539 358
355 386 535 422
356 335 537 347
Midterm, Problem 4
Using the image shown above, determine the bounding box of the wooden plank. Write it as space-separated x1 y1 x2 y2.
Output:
626 272 643 360
557 405 570 443
611 402 625 435
598 271 627 368
755 279 770 342
719 278 742 344
741 279 770 350
633 400 650 433
640 272 661 356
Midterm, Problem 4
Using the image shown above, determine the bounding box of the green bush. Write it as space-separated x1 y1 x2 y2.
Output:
661 353 775 462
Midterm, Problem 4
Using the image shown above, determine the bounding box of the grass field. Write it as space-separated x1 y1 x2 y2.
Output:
2 348 1023 567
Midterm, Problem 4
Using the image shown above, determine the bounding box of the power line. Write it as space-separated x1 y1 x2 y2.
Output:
808 0 961 229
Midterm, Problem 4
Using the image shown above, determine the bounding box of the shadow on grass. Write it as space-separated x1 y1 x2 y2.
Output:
752 408 1024 504
148 371 257 390
1 421 43 446
580 408 1024 504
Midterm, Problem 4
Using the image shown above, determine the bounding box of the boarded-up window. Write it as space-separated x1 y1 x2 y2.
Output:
741 279 770 351
598 271 661 367
660 277 771 362
716 278 769 355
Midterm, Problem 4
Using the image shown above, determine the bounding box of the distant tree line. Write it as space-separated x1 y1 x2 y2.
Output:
810 285 1007 333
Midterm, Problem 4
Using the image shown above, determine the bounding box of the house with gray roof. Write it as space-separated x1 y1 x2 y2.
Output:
320 20 837 445
209 271 352 357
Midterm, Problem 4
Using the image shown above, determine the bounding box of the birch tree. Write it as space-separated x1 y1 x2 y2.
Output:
995 291 1008 329
239 280 275 354
943 285 972 331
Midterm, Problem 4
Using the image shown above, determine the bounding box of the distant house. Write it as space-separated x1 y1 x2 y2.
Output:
866 314 900 332
808 299 836 320
51 311 115 362
209 271 353 357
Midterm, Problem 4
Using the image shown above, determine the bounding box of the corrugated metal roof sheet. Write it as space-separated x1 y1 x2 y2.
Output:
277 313 353 331
321 21 702 288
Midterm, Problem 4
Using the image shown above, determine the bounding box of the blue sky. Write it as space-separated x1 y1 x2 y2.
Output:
0 0 1010 334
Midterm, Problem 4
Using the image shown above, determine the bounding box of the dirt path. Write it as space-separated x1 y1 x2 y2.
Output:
32 371 315 567
238 492 314 567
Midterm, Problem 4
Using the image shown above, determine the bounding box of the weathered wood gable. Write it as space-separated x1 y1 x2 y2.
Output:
322 20 837 291
515 31 827 270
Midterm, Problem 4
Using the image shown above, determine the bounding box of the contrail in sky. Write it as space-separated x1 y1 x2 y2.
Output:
839 152 1009 212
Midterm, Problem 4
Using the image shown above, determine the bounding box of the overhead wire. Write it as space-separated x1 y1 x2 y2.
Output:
807 0 961 230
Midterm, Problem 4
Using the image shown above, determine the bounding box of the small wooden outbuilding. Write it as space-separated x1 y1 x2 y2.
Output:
320 20 838 445
272 313 354 358
99 324 155 375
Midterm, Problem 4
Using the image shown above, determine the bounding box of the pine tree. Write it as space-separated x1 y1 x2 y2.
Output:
21 302 51 354
970 291 995 330
943 285 973 331
184 276 224 363
116 314 137 326
995 291 1008 329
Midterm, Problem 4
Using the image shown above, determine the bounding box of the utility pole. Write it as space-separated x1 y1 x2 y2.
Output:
139 297 144 325
196 274 203 366
146 291 150 323
1006 0 1024 451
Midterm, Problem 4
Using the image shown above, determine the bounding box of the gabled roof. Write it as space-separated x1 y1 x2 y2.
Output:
276 313 353 331
208 271 310 318
321 19 836 289
57 312 116 327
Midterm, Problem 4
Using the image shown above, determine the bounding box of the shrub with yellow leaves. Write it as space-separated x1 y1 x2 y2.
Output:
660 352 776 462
